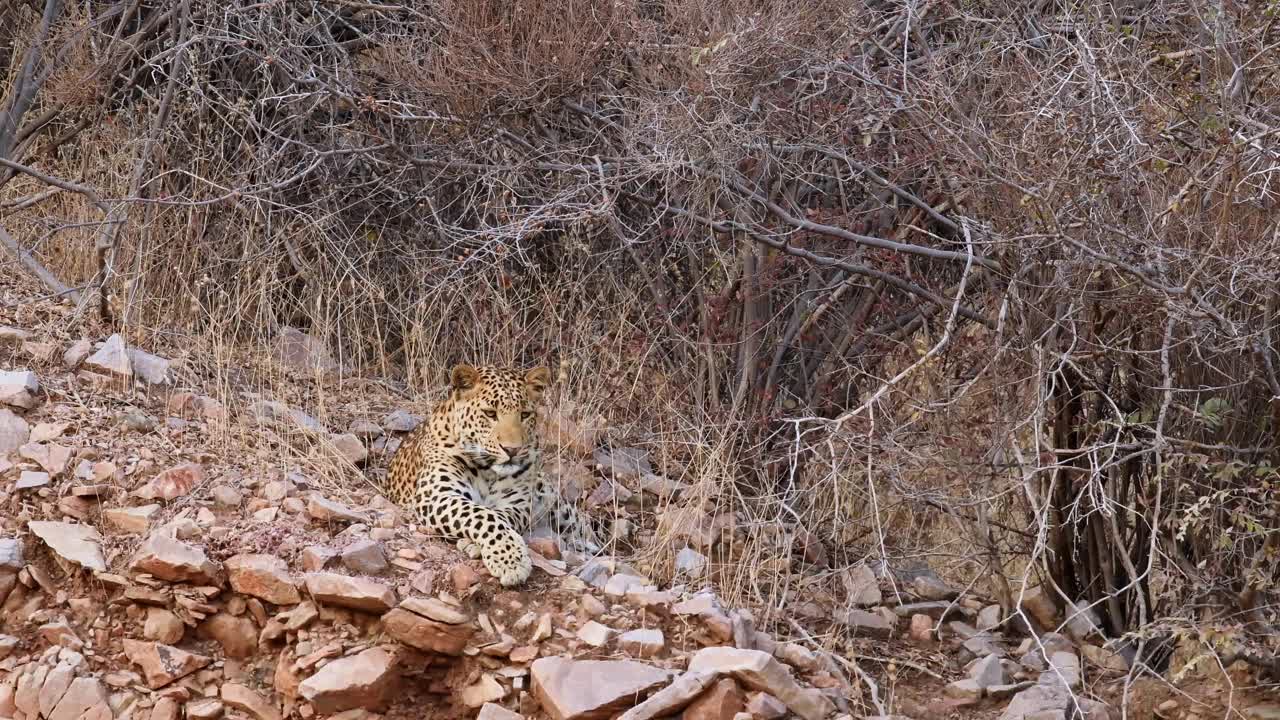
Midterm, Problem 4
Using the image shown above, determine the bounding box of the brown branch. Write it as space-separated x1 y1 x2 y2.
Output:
0 224 81 304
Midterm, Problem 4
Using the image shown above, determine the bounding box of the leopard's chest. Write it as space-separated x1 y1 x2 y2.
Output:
456 462 536 507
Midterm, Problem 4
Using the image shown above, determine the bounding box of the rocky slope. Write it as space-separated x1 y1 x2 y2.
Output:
0 283 1275 720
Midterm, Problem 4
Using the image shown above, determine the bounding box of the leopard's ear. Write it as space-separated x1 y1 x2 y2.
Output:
524 366 551 398
451 364 481 391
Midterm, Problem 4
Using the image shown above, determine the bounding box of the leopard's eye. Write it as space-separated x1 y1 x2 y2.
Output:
483 409 498 420
521 411 534 421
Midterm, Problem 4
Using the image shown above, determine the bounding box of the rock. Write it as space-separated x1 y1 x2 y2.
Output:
773 644 819 672
908 614 933 642
47 677 108 720
381 410 422 433
62 339 92 369
944 678 984 702
616 672 717 720
221 683 281 720
104 505 160 534
341 539 388 575
0 370 40 409
199 613 258 658
1044 651 1081 690
130 532 222 584
1018 587 1059 630
304 572 396 613
675 548 709 579
381 602 474 656
978 604 1002 630
274 327 337 372
144 608 185 644
576 621 613 647
911 574 958 601
15 665 49 717
0 539 21 571
840 563 882 606
252 400 325 434
1000 681 1072 720
891 601 966 620
685 678 746 720
971 654 1006 688
1244 706 1280 720
186 699 225 720
687 647 835 720
38 620 82 648
0 633 18 658
1064 599 1103 641
531 657 672 720
330 433 368 466
298 646 399 714
136 463 203 501
1080 644 1129 674
307 493 369 524
122 639 212 689
226 554 301 605
963 633 1004 659
478 703 525 720
19 442 71 475
17 470 50 489
149 697 182 720
460 674 506 708
745 693 787 720
85 335 132 378
212 484 243 507
0 408 31 453
127 349 171 385
834 609 894 638
618 629 664 658
28 521 106 571
39 662 76 718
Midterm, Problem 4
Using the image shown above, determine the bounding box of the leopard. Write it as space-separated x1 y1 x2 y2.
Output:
379 363 600 587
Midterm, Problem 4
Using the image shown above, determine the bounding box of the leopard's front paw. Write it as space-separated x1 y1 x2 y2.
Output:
480 530 533 587
456 538 482 559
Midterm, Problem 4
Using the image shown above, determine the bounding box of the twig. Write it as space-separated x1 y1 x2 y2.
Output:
0 224 82 303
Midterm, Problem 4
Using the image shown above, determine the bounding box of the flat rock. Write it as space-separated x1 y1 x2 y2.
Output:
685 678 746 720
382 606 473 655
341 539 388 575
399 596 470 624
841 563 882 606
304 572 395 613
617 671 718 720
126 348 171 385
478 703 525 720
1000 680 1072 720
199 613 258 658
85 335 132 378
0 370 40 409
28 521 106 571
531 657 672 720
330 433 368 466
618 629 664 658
675 548 708 578
221 682 281 720
460 674 506 708
834 609 894 638
381 410 422 433
136 462 203 501
17 470 50 489
38 662 76 718
0 408 31 453
226 554 301 605
0 538 22 570
307 493 369 524
130 532 222 584
298 646 398 714
971 653 1006 688
122 639 212 689
19 442 71 475
687 647 834 720
47 677 108 720
104 505 160 534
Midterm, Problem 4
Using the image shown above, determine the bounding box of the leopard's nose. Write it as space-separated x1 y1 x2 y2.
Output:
502 445 525 458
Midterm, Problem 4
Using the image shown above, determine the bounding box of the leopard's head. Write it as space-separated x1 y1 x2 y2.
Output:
447 363 551 476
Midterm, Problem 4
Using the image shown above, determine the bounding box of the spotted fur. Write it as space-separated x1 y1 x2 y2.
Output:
379 364 600 586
